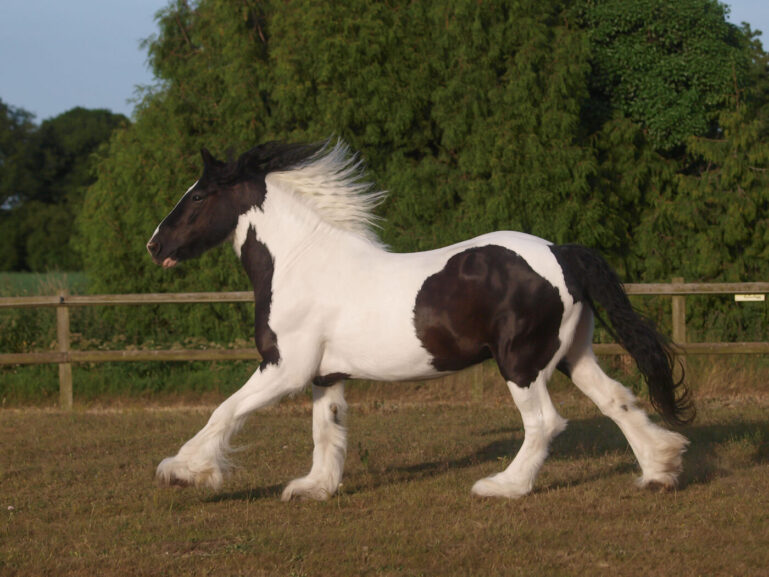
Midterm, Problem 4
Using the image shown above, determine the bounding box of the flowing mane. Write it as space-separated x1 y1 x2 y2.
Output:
264 140 388 247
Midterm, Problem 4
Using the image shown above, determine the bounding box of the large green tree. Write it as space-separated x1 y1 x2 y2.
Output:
0 100 36 208
633 27 769 339
77 0 769 341
576 0 749 151
267 1 600 250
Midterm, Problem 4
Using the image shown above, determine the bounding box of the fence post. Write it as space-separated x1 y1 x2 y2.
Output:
57 290 73 410
671 277 687 377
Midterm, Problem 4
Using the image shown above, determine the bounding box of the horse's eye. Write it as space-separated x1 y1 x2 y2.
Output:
192 194 203 202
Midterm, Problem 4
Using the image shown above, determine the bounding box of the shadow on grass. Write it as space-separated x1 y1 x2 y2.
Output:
205 483 284 503
546 414 769 490
679 418 769 487
206 413 769 501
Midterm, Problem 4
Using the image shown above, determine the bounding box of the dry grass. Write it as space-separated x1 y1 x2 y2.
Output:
2 376 768 577
689 356 769 402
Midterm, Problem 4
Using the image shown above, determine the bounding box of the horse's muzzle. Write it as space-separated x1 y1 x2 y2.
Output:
146 239 179 268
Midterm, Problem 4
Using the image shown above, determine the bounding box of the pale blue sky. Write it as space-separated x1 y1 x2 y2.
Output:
727 0 769 40
0 1 768 122
0 0 167 120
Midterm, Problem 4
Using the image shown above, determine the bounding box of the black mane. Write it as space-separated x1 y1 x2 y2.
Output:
202 141 325 184
224 140 325 182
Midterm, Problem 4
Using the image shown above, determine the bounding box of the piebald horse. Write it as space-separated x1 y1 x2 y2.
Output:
147 141 694 500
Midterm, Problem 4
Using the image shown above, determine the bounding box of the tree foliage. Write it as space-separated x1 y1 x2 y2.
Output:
576 0 749 151
635 30 769 339
0 100 36 209
77 0 769 341
0 104 127 271
0 100 36 270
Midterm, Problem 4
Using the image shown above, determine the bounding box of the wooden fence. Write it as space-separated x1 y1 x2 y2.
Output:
1 279 767 409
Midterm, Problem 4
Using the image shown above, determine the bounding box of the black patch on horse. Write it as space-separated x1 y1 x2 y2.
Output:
556 359 572 378
240 227 280 369
549 244 586 304
413 245 564 387
312 373 351 387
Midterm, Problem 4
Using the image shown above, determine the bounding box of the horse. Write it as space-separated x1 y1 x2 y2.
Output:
146 140 694 500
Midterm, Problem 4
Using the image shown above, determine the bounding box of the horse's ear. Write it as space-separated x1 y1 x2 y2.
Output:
200 147 222 170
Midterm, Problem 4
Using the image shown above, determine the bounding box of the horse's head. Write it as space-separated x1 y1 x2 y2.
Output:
146 148 265 268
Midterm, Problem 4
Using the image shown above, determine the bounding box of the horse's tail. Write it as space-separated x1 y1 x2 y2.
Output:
552 244 695 426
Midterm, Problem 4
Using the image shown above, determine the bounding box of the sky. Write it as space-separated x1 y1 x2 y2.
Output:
0 0 168 121
1 0 769 123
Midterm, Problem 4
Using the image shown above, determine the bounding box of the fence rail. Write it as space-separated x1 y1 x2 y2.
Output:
1 280 767 409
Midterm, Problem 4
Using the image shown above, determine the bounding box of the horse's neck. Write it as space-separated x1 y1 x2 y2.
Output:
233 188 380 287
235 188 321 258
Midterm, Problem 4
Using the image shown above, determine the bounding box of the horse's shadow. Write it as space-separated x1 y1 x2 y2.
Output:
208 414 769 502
677 418 769 486
347 417 637 495
207 483 284 503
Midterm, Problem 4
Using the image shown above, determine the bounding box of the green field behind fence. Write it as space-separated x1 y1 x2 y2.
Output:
0 272 88 296
0 273 251 405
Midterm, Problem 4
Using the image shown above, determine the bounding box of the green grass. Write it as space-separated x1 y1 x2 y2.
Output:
4 352 769 410
0 270 256 406
2 391 768 576
0 271 88 296
0 271 91 363
0 361 257 407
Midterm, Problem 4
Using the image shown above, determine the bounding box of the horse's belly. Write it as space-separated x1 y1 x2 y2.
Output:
318 304 442 382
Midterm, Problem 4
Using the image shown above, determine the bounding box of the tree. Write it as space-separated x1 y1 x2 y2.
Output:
0 107 127 271
267 1 600 250
575 0 750 151
631 26 769 339
0 99 36 209
77 0 769 342
0 100 36 270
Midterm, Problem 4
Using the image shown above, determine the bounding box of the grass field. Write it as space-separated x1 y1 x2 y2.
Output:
0 272 88 296
2 273 768 575
2 384 768 577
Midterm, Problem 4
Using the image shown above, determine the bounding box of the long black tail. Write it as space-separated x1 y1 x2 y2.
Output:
552 244 695 426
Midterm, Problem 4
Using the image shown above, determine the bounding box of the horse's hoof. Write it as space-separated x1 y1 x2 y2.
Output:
155 457 223 490
281 478 334 501
471 476 531 499
637 475 678 492
165 473 194 487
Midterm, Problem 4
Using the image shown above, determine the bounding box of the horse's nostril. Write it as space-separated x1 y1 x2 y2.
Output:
147 241 161 256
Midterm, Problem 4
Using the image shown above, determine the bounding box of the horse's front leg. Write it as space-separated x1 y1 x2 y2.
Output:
156 359 313 490
282 381 347 501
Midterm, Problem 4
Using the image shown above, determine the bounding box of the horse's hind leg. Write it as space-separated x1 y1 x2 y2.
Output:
566 309 688 488
472 370 567 499
282 382 348 501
